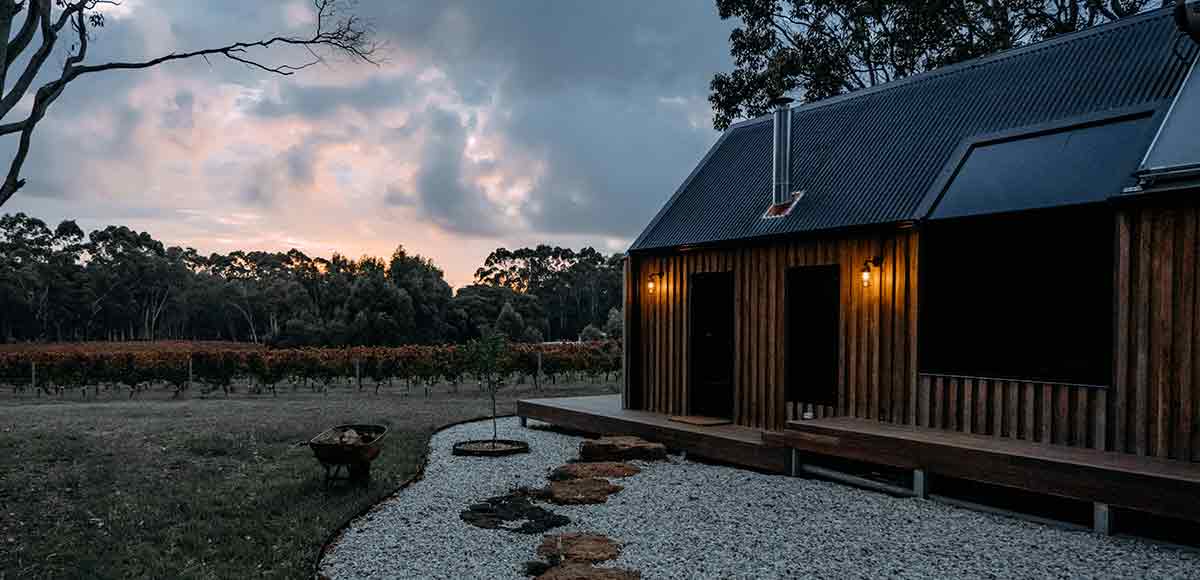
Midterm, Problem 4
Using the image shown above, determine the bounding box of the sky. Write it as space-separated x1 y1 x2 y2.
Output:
1 0 736 288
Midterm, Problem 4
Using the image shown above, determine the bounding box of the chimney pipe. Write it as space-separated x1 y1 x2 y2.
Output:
1177 0 1200 44
769 96 794 207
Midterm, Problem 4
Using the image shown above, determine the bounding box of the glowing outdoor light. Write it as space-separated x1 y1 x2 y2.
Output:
646 271 663 295
861 256 882 288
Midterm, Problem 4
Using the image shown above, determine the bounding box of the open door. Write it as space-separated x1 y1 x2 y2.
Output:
689 272 735 418
786 266 840 407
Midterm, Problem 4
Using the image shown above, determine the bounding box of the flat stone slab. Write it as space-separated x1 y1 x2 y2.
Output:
579 436 667 462
536 533 622 564
539 478 623 505
535 561 641 580
549 462 641 481
459 492 569 534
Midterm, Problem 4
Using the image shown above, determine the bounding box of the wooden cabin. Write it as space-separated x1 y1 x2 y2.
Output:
521 8 1200 532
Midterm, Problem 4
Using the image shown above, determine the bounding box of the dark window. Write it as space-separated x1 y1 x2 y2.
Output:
919 206 1113 385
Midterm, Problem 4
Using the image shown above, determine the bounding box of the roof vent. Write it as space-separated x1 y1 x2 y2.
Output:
769 96 794 207
1176 0 1200 44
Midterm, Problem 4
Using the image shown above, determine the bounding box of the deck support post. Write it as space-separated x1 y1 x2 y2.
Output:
913 469 929 499
789 449 800 477
1093 502 1112 535
519 416 528 428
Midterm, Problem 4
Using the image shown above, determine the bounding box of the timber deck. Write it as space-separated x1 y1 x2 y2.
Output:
518 395 1200 527
765 416 1200 523
516 395 788 472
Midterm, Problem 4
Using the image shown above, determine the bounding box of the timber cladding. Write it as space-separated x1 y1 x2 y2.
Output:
623 201 1200 462
1115 202 1200 462
626 229 919 432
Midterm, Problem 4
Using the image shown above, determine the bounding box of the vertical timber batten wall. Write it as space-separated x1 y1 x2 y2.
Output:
1115 201 1200 461
628 229 919 431
624 202 1200 462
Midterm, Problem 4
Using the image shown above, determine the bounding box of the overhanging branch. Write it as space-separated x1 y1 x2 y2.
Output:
0 0 378 207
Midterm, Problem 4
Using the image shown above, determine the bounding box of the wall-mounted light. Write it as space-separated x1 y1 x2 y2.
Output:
860 256 882 288
646 271 663 295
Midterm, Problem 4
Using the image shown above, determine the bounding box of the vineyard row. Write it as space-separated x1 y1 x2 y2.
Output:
0 341 623 396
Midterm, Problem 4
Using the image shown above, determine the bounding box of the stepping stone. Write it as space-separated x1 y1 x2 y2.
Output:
535 562 641 580
549 462 641 481
460 492 569 534
579 436 667 462
536 533 622 564
541 478 623 505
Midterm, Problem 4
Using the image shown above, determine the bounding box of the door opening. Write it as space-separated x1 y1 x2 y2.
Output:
786 265 840 408
689 272 735 418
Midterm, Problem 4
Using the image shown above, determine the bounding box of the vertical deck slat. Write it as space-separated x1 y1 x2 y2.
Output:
991 379 1003 437
1041 383 1054 444
948 377 960 432
978 378 990 436
1076 387 1090 448
919 374 931 427
963 377 974 434
1023 381 1036 441
932 375 944 429
1005 381 1018 438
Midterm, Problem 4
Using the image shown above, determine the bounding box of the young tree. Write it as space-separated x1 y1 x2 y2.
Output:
707 0 1160 130
0 0 378 206
464 328 507 442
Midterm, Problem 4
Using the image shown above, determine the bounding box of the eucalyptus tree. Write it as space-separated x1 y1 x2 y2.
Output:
708 0 1163 129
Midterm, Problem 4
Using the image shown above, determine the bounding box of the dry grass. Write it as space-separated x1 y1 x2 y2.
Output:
0 380 612 579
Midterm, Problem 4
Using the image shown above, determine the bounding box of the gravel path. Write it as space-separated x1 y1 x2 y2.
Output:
320 417 1200 579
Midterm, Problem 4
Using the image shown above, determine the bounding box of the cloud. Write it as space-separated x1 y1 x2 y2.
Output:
1 0 736 286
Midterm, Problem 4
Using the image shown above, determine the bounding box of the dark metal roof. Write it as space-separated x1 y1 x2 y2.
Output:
928 112 1159 220
630 8 1198 252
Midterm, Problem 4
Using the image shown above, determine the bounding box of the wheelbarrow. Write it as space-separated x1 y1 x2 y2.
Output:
308 424 388 489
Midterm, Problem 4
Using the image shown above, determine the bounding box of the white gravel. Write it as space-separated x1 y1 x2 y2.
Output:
320 417 1200 579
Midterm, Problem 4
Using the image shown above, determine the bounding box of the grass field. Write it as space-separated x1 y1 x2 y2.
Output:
0 381 612 579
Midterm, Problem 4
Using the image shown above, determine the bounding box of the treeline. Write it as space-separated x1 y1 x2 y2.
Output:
0 213 624 345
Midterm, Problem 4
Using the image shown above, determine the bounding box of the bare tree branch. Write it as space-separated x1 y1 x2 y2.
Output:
0 0 377 207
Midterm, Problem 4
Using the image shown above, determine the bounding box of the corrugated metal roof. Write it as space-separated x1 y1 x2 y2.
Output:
630 8 1198 252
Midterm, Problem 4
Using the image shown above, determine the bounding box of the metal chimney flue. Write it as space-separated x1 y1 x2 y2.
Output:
1177 0 1200 44
769 96 794 207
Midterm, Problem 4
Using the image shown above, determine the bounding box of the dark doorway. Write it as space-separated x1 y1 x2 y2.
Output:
786 266 840 406
690 272 735 418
